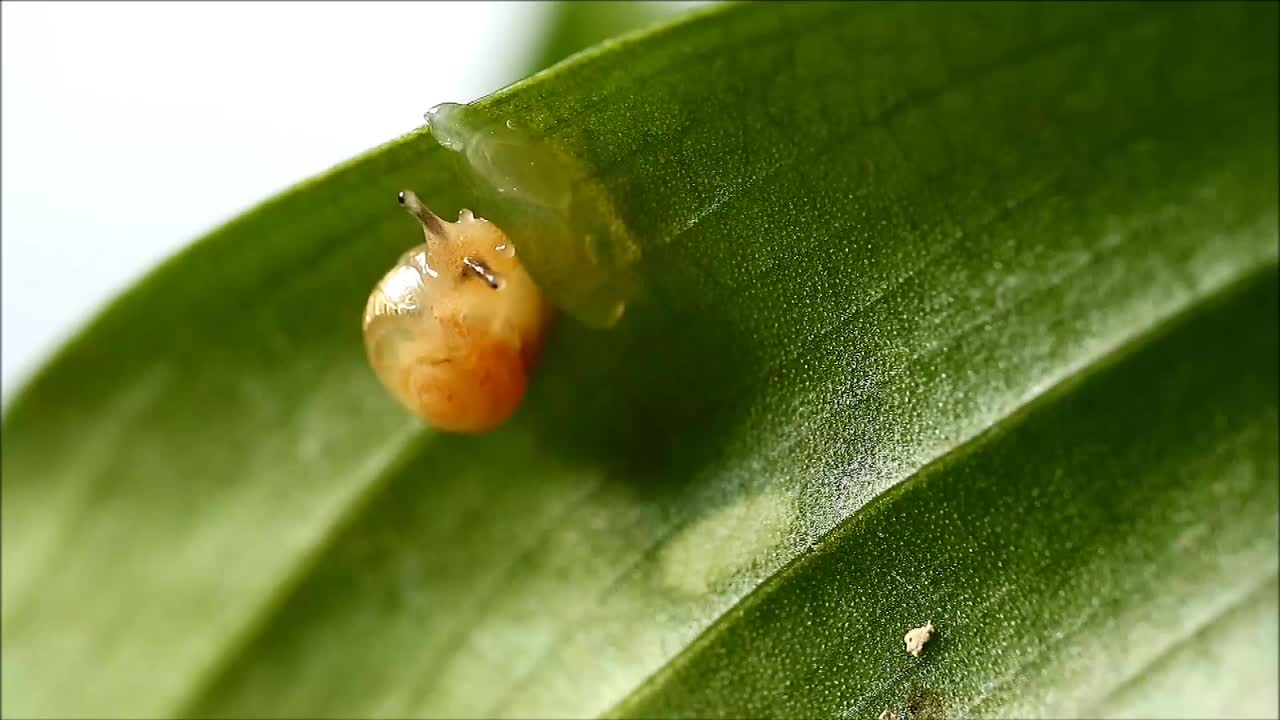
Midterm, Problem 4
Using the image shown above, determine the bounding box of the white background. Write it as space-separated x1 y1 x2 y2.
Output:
1 1 553 400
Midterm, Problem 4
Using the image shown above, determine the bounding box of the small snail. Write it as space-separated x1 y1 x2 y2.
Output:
362 191 552 433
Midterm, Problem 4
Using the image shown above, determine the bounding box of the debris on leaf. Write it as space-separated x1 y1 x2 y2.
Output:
904 620 936 657
878 709 899 720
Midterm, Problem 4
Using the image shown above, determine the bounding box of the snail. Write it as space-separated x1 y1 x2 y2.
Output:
364 102 642 432
362 191 552 433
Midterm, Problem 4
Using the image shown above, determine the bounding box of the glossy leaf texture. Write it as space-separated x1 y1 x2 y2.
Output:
2 2 1276 718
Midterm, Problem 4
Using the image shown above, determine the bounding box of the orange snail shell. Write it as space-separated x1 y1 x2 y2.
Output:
362 191 552 433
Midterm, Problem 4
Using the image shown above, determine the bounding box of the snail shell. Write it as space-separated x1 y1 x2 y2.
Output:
363 191 552 433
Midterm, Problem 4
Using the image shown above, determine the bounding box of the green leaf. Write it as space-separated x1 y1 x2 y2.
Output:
525 1 710 75
3 2 1276 718
615 273 1280 719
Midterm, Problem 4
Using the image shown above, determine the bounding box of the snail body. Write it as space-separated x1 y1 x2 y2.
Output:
362 191 551 433
365 104 642 431
424 102 641 328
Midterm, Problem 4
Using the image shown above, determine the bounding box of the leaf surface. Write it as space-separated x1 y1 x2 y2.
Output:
2 2 1276 717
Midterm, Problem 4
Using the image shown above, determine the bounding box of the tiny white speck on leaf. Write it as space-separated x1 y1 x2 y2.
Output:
904 620 936 657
